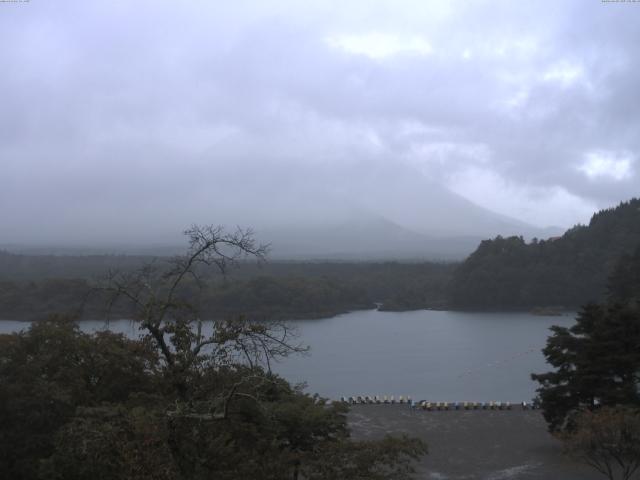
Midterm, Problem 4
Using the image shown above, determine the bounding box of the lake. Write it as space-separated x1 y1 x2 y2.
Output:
0 309 576 403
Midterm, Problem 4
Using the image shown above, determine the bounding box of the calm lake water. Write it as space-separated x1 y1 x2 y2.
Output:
0 309 576 403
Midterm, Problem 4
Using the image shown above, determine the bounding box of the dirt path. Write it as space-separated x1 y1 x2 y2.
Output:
348 405 603 480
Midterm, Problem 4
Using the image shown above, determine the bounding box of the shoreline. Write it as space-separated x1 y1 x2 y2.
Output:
0 306 579 324
348 405 600 479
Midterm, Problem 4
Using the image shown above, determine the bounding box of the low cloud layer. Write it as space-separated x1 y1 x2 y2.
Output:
1 1 639 245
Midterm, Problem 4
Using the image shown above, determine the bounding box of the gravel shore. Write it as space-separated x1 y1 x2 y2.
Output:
348 404 602 480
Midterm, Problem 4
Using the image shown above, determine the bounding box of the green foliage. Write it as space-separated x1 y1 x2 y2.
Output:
0 226 426 480
0 318 425 480
607 245 640 306
40 406 177 480
203 275 371 319
0 318 158 480
0 261 454 321
532 247 640 433
0 252 148 281
532 304 640 432
451 198 640 309
561 407 640 480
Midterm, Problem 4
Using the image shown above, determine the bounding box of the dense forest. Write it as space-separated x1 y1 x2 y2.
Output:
2 199 640 319
0 227 426 479
0 255 454 321
450 198 640 310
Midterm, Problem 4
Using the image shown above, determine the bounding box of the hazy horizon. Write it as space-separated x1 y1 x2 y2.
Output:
2 1 639 252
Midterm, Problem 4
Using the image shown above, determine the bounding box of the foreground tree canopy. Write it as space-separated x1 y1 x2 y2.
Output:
0 225 426 480
561 407 640 480
531 302 640 432
532 245 640 433
532 245 640 479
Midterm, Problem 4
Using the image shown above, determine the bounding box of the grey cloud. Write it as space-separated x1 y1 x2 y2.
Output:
2 0 640 246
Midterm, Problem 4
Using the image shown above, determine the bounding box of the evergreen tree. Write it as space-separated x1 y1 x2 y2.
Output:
607 245 640 307
451 198 640 309
532 245 640 433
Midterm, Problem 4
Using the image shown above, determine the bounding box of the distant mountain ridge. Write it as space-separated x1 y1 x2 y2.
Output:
1 159 561 260
259 215 485 260
450 198 640 309
195 160 562 260
242 160 562 247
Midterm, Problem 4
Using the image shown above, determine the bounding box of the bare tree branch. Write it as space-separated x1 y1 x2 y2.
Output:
92 224 301 403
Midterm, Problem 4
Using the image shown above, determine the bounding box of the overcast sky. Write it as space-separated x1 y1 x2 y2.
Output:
1 0 639 244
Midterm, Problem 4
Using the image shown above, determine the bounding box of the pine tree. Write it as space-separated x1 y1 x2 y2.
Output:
532 242 640 432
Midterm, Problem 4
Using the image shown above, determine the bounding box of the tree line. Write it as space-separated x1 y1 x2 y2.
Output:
0 225 426 480
450 198 640 309
0 257 454 321
2 198 640 321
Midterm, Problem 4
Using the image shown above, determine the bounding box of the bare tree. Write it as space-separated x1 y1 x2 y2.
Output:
97 224 306 402
561 407 640 480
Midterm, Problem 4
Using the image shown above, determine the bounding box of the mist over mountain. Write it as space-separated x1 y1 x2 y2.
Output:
201 158 562 240
248 160 563 259
4 160 561 260
2 1 638 260
259 215 483 260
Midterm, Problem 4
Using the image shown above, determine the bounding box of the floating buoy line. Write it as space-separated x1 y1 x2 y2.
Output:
456 346 539 379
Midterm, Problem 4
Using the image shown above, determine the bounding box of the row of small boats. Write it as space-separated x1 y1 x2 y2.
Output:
341 395 410 404
412 400 533 410
340 396 537 410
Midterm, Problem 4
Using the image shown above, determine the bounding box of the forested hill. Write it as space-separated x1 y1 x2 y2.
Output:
450 198 640 309
0 257 454 321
